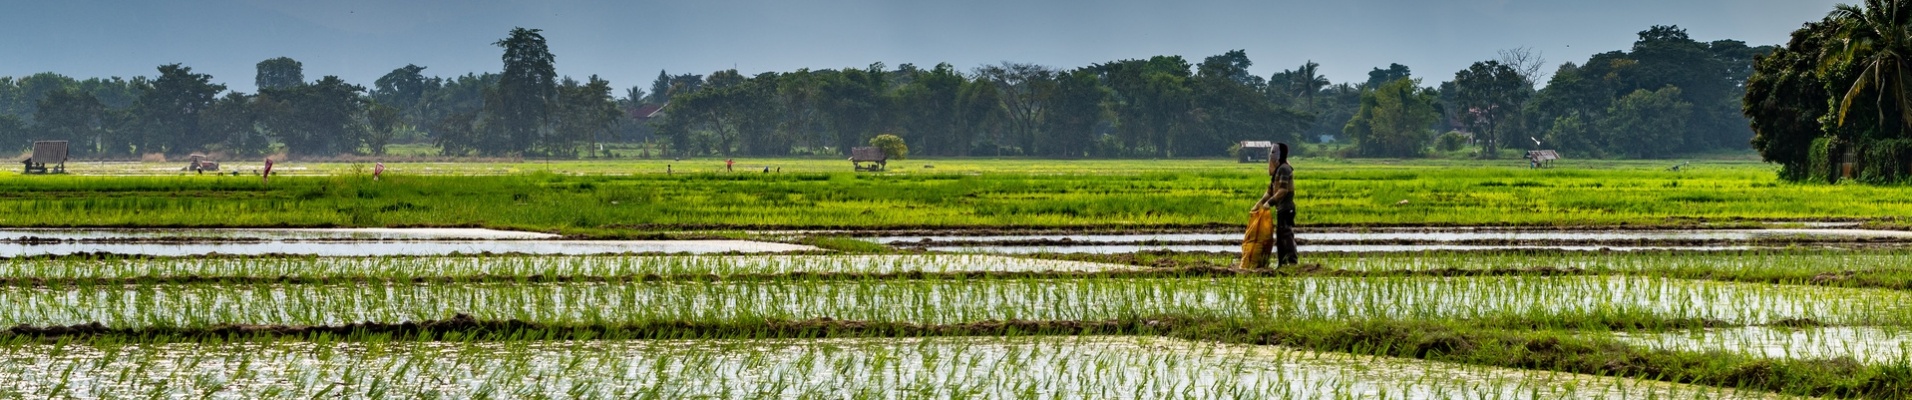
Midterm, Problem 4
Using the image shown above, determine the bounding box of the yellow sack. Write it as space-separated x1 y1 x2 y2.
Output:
1239 208 1276 269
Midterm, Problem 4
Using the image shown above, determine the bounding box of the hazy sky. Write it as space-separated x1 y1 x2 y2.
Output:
1 0 1845 94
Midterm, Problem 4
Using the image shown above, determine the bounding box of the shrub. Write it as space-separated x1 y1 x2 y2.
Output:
870 134 908 160
1435 131 1468 152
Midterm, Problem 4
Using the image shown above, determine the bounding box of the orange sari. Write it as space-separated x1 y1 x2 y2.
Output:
1239 208 1276 269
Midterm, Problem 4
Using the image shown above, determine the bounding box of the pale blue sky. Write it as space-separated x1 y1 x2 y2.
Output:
0 0 1845 93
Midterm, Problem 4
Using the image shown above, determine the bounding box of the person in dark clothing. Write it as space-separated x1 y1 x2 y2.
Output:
1250 143 1298 266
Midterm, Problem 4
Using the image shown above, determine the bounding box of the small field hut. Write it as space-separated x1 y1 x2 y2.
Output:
850 147 887 171
22 141 67 174
1237 141 1273 163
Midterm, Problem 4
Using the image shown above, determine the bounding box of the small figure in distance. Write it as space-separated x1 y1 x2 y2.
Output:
726 159 734 172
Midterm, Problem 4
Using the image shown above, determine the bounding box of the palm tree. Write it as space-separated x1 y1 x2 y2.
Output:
1292 61 1330 112
1828 0 1912 132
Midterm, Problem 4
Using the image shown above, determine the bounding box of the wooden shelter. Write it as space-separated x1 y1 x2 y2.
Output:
185 154 220 172
22 141 67 174
1526 150 1560 169
1237 141 1274 163
849 146 887 171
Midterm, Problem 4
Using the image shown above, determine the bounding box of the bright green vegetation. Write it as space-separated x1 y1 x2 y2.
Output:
1081 250 1912 290
0 337 1785 399
2 159 1905 232
3 276 1903 329
7 250 1912 397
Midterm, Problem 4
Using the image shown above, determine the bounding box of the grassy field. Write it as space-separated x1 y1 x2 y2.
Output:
1 158 1906 233
10 158 1912 398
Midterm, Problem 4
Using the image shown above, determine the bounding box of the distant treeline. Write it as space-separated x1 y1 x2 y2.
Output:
0 26 1765 160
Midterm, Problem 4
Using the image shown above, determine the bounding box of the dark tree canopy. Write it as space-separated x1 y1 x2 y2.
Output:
255 57 305 91
490 27 558 155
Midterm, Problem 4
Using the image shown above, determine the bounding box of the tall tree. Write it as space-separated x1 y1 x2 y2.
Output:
1345 78 1439 157
488 27 558 155
975 62 1056 155
372 65 432 113
895 63 966 156
1826 0 1912 134
1601 87 1692 158
255 57 305 90
33 88 106 155
200 92 271 156
550 75 623 157
1449 60 1533 158
1292 61 1329 112
134 64 226 154
260 76 366 157
1365 64 1413 89
1043 69 1110 158
648 70 672 104
1748 17 1839 180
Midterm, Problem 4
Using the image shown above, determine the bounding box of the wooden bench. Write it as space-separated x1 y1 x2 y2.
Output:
1526 150 1559 169
850 146 887 172
21 141 67 174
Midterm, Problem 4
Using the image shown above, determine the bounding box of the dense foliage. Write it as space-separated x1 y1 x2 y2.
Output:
0 26 1774 160
1748 0 1912 183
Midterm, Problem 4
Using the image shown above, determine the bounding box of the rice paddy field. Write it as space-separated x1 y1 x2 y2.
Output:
7 158 1912 398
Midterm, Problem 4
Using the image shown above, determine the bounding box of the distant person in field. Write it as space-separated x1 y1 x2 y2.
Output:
1240 143 1297 268
726 159 734 172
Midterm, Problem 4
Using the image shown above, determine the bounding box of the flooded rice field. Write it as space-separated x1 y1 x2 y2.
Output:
925 244 1758 254
867 228 1912 244
0 254 1133 280
0 239 816 257
0 228 559 241
0 228 813 256
859 227 1912 254
0 337 1783 399
2 276 1901 328
1614 326 1912 364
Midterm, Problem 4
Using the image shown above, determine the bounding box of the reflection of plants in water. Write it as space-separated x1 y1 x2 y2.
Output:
0 275 1900 328
0 337 1778 399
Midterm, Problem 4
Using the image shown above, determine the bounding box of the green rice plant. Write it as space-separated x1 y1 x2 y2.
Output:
0 276 1902 330
0 336 1798 399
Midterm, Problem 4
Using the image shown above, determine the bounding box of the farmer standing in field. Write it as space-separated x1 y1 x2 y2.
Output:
1241 143 1297 268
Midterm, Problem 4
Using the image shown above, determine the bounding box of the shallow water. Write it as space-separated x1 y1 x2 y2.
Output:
2 276 1898 328
0 240 815 257
0 254 1133 279
869 228 1912 244
0 337 1782 399
929 244 1757 254
0 228 558 241
1614 326 1912 364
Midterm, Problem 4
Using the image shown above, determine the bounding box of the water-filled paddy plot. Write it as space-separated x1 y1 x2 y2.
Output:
0 228 813 257
864 228 1912 254
0 337 1785 399
1 226 1908 398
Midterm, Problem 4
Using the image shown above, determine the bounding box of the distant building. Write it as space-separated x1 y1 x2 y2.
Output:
630 102 668 121
1237 141 1274 163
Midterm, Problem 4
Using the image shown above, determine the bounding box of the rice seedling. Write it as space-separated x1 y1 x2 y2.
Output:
0 336 1796 399
0 275 1901 330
